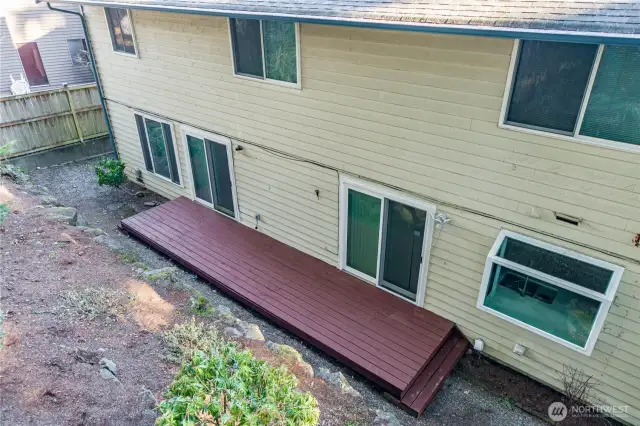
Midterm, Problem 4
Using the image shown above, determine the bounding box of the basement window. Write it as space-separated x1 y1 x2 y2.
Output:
228 18 300 87
477 230 623 355
134 112 181 185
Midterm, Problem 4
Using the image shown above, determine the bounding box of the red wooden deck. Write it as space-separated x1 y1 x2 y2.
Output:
121 197 467 415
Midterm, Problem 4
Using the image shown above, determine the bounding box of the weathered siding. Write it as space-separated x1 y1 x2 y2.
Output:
0 3 94 96
85 7 640 423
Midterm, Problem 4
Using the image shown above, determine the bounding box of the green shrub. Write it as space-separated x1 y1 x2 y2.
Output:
95 158 126 188
157 343 320 426
189 292 213 317
0 203 10 224
118 250 141 264
0 141 14 158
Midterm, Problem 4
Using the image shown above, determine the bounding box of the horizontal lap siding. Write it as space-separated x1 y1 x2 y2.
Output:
85 8 640 423
1 4 94 95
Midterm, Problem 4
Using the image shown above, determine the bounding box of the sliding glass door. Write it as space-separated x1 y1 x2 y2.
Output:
183 128 237 219
340 178 435 305
380 200 427 300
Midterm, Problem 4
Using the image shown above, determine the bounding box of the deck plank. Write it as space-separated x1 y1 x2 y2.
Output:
143 204 442 356
121 197 456 397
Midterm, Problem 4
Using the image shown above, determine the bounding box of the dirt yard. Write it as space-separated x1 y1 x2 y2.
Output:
0 158 555 425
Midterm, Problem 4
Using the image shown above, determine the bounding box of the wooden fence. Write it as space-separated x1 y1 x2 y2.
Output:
0 84 107 159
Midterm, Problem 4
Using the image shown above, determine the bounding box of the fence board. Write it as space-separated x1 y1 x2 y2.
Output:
0 84 107 158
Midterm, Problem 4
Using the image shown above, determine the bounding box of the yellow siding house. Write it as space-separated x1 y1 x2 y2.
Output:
44 0 640 423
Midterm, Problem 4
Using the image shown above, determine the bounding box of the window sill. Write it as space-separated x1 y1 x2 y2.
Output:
498 122 640 155
112 50 138 58
145 170 183 189
232 73 301 90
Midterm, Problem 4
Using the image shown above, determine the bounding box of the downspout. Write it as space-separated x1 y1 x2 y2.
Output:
44 2 118 160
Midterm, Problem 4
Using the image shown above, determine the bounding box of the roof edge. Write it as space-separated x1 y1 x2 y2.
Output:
39 0 640 45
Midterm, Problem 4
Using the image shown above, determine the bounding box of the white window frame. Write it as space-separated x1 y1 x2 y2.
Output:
103 7 138 58
477 229 624 356
180 125 239 221
227 18 301 89
66 38 87 66
499 40 640 154
134 111 183 187
338 175 436 307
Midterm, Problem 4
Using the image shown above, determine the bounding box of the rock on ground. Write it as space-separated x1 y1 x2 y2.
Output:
73 347 103 365
224 327 242 338
215 304 232 316
0 164 29 184
81 227 107 236
372 410 401 426
237 321 264 341
99 358 117 380
25 184 49 195
317 368 361 398
39 195 61 206
43 206 77 226
138 388 157 409
265 341 314 377
93 235 123 251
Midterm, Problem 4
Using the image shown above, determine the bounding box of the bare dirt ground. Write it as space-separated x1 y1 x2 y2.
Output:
0 158 554 425
0 179 370 426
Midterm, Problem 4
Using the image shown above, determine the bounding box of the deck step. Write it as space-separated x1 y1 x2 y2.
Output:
400 328 468 416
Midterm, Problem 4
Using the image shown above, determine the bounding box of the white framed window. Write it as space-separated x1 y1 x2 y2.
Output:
104 7 137 56
67 38 88 66
133 112 182 186
228 18 301 88
500 40 640 152
339 176 436 306
180 125 239 220
477 230 624 356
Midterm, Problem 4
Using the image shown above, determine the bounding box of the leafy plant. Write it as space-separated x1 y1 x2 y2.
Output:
118 250 141 264
95 158 126 188
157 342 320 426
0 203 10 224
163 318 221 364
0 140 15 159
189 292 213 317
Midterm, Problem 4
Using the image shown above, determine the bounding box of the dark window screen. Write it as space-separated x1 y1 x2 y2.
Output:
580 46 640 145
498 237 613 294
506 41 597 134
230 18 263 78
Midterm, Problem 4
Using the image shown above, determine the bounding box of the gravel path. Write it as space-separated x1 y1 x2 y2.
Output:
31 157 546 426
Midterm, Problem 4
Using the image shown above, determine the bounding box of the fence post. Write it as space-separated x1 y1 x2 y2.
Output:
64 83 84 143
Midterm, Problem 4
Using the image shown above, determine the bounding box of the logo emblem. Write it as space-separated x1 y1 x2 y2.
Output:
548 402 568 422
